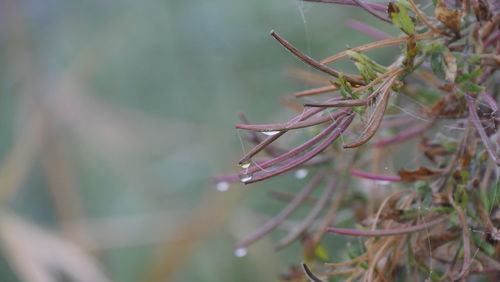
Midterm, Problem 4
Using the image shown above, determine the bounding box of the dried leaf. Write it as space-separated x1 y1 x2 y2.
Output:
419 137 450 162
442 49 457 82
405 34 418 67
343 73 401 148
471 0 492 22
398 166 443 182
435 0 464 33
422 93 467 118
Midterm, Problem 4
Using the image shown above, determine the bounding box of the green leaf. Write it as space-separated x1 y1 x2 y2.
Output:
354 62 377 83
388 2 415 35
336 73 354 99
467 54 481 65
430 52 443 75
314 244 330 262
471 232 495 256
463 82 485 92
346 50 387 74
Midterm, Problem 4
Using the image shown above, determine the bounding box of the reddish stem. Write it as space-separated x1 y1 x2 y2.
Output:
374 122 432 147
245 115 354 183
349 169 402 182
347 19 393 40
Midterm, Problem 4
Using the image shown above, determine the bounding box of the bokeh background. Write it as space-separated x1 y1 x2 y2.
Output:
0 0 394 281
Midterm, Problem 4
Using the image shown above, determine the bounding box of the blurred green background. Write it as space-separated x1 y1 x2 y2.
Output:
0 0 394 281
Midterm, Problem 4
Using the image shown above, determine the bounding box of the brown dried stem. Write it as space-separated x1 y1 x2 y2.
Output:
321 32 437 64
270 30 365 86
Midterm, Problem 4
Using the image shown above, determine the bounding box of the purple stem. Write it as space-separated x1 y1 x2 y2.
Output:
246 115 354 183
302 0 387 12
481 90 498 112
238 98 344 164
327 215 449 236
276 176 337 249
239 112 286 156
466 94 500 166
351 0 392 23
241 115 345 176
379 116 415 130
234 170 326 249
347 19 393 41
349 169 402 182
236 109 349 132
374 122 432 147
484 31 500 48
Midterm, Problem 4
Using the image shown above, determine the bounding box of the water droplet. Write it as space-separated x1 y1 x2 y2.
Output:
234 247 247 257
294 169 308 179
376 180 390 186
239 159 251 169
239 173 253 183
216 181 230 192
262 131 280 136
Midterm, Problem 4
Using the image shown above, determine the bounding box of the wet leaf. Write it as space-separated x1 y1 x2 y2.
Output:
435 0 464 33
398 166 443 182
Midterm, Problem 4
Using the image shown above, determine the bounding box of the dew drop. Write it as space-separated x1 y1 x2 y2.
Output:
216 181 230 192
376 180 390 186
239 159 251 169
239 173 253 183
262 131 280 136
234 247 247 257
294 169 308 179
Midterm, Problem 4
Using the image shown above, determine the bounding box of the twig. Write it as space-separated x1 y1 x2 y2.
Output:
326 215 449 236
351 0 391 23
276 176 337 249
374 121 433 147
349 169 402 182
302 263 326 282
407 0 445 35
321 33 437 64
343 74 399 148
270 30 365 86
236 108 349 132
302 0 387 12
466 93 500 166
295 85 338 97
234 170 326 249
449 195 472 280
245 115 354 183
346 19 393 40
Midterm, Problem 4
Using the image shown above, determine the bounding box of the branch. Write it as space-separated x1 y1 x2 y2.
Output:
270 30 365 86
